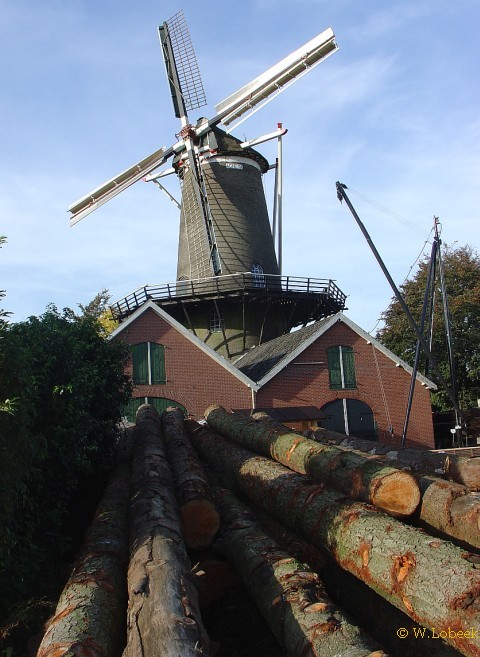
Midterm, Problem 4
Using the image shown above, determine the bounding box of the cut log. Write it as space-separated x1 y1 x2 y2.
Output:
37 460 130 657
212 486 387 657
417 476 480 549
254 413 480 548
205 405 420 518
445 454 480 491
253 506 328 573
124 404 210 657
186 421 480 657
310 427 480 490
321 560 465 657
257 507 463 657
161 407 220 549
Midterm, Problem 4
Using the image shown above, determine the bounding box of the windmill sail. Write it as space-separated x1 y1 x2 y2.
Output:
68 147 166 226
69 14 344 358
159 10 207 121
214 27 337 130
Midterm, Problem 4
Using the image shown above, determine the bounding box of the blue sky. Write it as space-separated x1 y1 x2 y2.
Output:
1 0 478 334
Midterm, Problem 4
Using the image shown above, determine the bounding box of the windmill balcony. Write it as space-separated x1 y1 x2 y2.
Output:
110 272 347 325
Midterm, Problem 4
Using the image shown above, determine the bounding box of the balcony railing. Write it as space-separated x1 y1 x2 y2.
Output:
110 272 347 318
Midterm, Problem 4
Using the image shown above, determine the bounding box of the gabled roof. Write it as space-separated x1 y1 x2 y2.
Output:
108 300 259 390
235 312 437 389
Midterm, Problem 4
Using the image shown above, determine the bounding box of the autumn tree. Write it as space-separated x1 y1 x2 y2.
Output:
75 288 119 335
377 244 480 411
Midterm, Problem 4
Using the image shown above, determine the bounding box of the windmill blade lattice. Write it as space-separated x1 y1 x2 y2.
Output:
163 10 207 116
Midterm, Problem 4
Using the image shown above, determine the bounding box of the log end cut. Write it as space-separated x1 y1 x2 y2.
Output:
373 471 421 518
204 403 223 421
181 499 221 550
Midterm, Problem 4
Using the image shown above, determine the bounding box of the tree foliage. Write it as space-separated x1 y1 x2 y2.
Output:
76 288 119 335
0 305 131 630
377 244 480 411
0 236 16 414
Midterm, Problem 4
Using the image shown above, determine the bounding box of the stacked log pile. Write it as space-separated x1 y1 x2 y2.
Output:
192 406 480 657
307 426 480 490
39 402 480 657
251 410 480 550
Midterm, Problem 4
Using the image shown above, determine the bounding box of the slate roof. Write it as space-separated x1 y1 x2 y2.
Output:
235 312 437 390
235 316 333 383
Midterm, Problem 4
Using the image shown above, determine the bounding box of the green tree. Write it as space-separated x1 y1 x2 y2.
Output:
75 288 119 335
0 305 131 631
0 235 16 414
377 244 480 410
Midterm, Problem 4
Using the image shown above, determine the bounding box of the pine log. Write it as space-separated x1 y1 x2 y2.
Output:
161 407 220 549
445 455 480 491
310 427 480 490
322 560 465 657
254 413 480 548
37 460 131 657
256 508 463 657
255 411 480 548
417 476 480 549
205 405 420 518
253 506 328 573
186 421 480 657
124 404 210 657
212 486 387 657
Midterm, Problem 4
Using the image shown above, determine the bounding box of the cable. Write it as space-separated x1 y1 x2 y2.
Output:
369 227 435 335
347 186 430 238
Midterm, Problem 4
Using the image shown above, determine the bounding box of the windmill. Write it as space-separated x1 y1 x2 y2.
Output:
69 11 346 359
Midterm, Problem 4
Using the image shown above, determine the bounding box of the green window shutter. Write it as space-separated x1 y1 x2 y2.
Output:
132 343 149 384
342 347 356 388
150 343 166 384
327 347 342 389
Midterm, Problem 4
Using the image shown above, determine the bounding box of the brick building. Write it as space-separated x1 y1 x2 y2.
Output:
110 300 435 449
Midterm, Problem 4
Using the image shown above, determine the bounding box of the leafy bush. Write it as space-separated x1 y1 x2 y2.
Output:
0 305 131 638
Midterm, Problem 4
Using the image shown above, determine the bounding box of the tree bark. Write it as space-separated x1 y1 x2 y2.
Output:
417 476 480 549
212 486 386 657
205 405 420 518
187 421 480 657
445 454 480 491
310 427 480 490
37 460 131 657
123 404 210 657
253 506 328 574
321 560 464 657
257 507 463 657
161 407 220 549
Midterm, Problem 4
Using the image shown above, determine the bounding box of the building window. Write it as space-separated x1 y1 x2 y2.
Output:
132 342 166 385
251 263 266 287
327 345 356 389
210 309 224 333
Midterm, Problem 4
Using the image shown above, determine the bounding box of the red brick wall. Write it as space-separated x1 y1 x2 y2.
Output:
256 322 435 449
113 308 252 419
114 309 434 448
